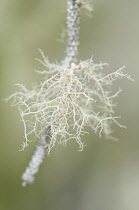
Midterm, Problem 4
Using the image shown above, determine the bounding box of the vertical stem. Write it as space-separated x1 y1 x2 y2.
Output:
62 0 81 66
21 0 82 186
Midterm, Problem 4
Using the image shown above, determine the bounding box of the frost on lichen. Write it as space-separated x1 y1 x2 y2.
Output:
6 49 133 153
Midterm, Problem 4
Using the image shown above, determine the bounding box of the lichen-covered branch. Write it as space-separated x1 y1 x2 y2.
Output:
62 0 81 66
22 126 51 187
21 0 83 186
6 0 133 186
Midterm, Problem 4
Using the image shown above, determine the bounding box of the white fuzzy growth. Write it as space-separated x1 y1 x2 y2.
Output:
6 50 133 153
62 0 81 66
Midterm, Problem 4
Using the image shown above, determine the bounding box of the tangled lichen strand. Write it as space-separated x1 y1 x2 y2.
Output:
7 50 133 153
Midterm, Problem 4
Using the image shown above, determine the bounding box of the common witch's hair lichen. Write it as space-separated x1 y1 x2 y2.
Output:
6 0 133 186
6 50 133 153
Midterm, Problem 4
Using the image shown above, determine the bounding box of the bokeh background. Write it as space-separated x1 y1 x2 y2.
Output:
0 0 139 209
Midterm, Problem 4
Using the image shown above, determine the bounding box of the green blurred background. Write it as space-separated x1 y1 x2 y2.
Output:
0 0 139 209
